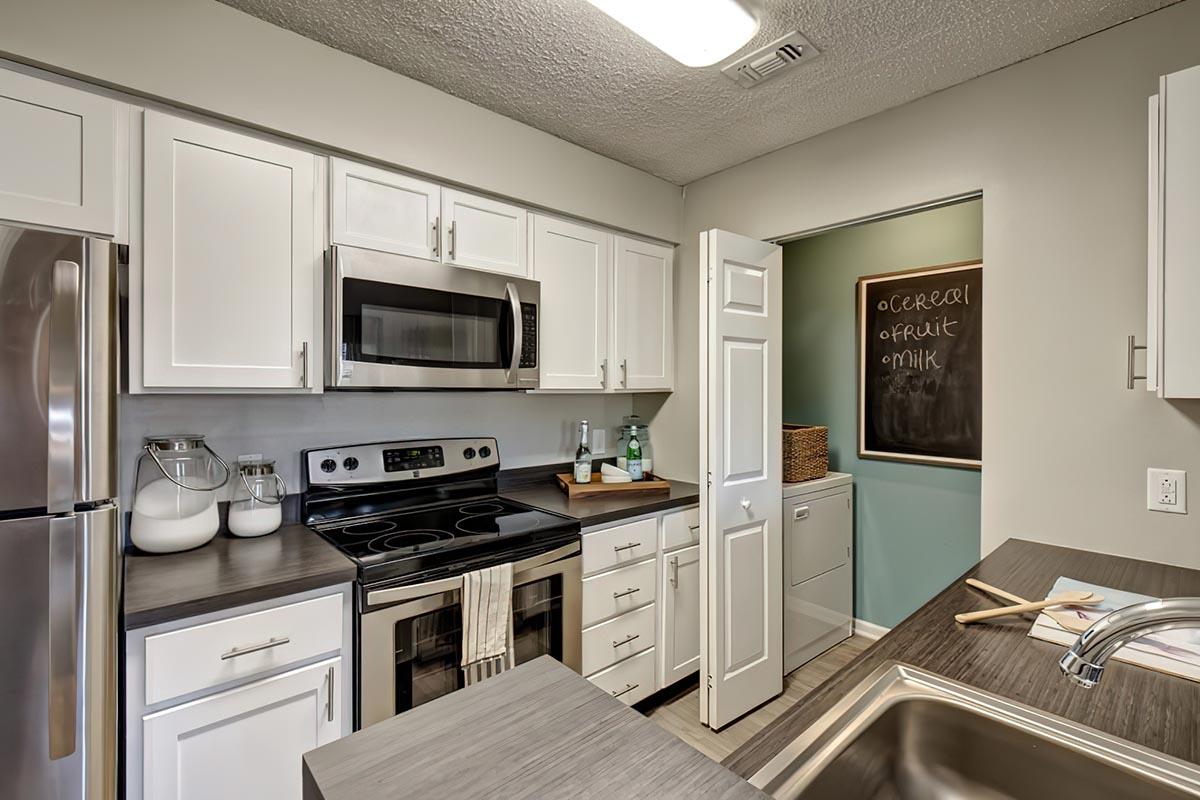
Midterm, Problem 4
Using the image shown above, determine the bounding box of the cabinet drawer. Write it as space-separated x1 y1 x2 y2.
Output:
144 593 342 706
582 559 656 626
582 604 655 675
582 517 657 576
588 648 656 706
661 506 700 551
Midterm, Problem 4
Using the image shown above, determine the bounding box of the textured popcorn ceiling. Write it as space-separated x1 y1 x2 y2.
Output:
217 0 1177 185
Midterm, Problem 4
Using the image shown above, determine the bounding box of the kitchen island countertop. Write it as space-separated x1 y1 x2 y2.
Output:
727 537 1200 778
302 655 766 800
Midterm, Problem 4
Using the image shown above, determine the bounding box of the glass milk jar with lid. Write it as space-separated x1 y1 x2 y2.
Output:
228 459 287 538
131 435 230 553
615 415 653 475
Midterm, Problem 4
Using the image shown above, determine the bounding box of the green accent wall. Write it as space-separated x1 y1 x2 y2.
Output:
783 199 983 629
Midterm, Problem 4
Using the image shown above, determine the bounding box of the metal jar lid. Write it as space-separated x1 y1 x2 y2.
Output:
144 434 208 451
238 460 278 477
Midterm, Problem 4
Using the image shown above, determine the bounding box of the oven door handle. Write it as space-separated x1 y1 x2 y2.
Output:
364 540 581 608
504 281 522 386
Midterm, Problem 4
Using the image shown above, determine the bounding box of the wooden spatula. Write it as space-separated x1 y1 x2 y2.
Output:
964 579 1094 632
955 590 1103 624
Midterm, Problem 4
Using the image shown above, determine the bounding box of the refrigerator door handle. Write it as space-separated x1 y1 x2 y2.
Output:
47 516 78 759
46 260 80 514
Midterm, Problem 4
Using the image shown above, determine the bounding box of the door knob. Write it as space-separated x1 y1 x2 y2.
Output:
740 497 752 510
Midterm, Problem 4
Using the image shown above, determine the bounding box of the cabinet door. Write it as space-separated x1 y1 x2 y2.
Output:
0 68 115 235
787 491 851 587
143 658 341 800
531 214 610 390
330 157 439 260
142 110 317 389
442 188 528 277
660 544 700 687
612 236 674 391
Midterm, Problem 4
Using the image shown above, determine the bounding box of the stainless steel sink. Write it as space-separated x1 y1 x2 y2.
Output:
750 663 1200 799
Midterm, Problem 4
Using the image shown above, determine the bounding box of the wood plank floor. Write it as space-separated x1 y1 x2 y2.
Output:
642 636 872 762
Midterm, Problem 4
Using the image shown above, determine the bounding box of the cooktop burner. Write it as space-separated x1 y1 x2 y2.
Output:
312 495 578 584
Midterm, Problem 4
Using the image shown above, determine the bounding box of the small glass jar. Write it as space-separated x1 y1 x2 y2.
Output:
131 435 230 553
228 460 287 538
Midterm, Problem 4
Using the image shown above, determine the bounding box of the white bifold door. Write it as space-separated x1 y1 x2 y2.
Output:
699 229 783 730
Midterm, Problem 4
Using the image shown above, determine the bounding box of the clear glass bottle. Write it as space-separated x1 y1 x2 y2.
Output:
626 427 643 481
574 420 592 484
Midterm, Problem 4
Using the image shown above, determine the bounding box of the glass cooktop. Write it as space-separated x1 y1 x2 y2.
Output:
312 496 578 584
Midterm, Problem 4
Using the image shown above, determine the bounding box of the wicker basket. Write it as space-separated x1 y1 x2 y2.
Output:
782 425 829 483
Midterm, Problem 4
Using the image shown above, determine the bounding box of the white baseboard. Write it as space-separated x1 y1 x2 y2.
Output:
853 618 891 641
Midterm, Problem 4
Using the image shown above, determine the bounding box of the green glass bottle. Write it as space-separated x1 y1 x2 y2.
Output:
626 428 643 480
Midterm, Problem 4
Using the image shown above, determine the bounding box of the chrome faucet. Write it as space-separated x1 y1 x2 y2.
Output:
1059 597 1200 687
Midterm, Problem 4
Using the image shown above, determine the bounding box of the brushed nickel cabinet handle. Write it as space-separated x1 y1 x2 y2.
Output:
612 682 639 698
431 217 440 258
326 665 335 722
613 542 641 553
449 220 457 260
669 555 680 588
220 636 290 660
600 359 607 388
613 587 640 599
300 341 309 388
612 633 640 648
620 358 628 387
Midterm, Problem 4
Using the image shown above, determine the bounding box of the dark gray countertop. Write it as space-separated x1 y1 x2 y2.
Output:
726 538 1200 778
302 656 766 800
504 478 700 527
124 525 356 629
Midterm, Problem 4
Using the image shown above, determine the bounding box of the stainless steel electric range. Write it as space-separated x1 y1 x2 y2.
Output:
301 437 582 729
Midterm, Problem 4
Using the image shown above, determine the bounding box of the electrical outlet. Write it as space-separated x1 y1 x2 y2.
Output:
592 428 607 455
1148 468 1187 514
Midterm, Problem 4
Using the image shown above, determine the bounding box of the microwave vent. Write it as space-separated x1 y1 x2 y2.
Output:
721 31 820 89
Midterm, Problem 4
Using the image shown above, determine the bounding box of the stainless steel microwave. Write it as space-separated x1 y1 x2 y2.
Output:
327 245 539 389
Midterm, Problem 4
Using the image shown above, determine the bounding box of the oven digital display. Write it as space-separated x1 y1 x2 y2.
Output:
383 446 445 473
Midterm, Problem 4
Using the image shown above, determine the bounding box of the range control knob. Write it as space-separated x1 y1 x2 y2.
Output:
478 445 492 459
319 458 337 473
343 457 359 471
462 447 476 460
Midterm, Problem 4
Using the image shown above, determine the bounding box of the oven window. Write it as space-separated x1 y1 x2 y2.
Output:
394 605 463 713
512 575 564 666
343 277 514 369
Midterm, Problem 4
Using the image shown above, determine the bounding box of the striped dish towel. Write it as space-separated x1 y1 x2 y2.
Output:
461 562 514 686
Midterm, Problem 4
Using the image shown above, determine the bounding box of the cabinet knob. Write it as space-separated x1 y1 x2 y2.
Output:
740 497 752 511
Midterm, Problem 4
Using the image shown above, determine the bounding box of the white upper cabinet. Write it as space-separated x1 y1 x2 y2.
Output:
442 188 528 277
532 214 610 390
330 157 440 260
141 110 319 390
612 236 674 391
1152 65 1200 398
0 68 116 235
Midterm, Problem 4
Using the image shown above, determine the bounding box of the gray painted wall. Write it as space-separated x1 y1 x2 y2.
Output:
119 393 631 507
640 0 1200 570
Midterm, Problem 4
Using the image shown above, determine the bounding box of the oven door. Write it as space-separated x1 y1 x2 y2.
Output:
358 542 581 728
328 245 539 390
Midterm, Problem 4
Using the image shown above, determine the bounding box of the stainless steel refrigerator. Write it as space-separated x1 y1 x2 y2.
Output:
0 223 118 799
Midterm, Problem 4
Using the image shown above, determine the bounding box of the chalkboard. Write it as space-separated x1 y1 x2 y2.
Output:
857 261 982 468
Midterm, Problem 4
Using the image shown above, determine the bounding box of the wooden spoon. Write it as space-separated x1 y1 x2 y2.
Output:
965 578 1093 633
955 590 1103 624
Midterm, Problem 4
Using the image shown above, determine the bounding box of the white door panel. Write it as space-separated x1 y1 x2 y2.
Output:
613 236 674 391
442 188 528 277
330 157 439 260
661 544 701 686
700 229 782 730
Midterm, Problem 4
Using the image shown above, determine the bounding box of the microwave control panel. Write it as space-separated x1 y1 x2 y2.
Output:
519 302 537 369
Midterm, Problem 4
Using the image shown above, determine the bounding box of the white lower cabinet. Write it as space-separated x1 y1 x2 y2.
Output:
581 505 701 704
143 657 341 800
659 544 700 687
126 585 353 800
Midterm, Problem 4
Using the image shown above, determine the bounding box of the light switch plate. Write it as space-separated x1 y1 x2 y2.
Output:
1148 468 1187 514
592 428 607 455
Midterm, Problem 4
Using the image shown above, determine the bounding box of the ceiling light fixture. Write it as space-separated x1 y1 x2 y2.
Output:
585 0 760 68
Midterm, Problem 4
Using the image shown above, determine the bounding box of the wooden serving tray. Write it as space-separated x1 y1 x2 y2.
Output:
556 473 671 498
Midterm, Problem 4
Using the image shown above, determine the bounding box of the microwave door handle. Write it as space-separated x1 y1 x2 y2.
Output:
330 246 344 386
504 282 522 386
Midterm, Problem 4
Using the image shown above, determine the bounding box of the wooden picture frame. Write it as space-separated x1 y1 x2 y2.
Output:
857 260 982 469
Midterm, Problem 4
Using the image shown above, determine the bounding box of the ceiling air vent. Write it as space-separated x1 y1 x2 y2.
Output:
721 31 820 89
